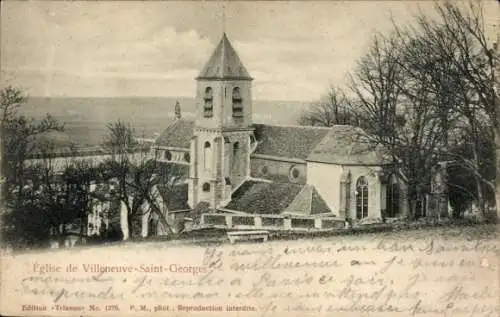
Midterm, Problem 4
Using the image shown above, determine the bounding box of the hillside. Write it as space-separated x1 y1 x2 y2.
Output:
22 97 309 147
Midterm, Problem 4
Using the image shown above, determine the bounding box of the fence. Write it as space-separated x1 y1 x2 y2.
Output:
200 213 345 231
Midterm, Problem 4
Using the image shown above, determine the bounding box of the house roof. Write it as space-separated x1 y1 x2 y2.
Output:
252 124 331 160
197 33 252 81
157 183 190 211
224 180 304 215
154 119 194 148
306 126 394 165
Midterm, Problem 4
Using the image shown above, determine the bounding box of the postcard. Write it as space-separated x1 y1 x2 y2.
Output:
1 1 499 316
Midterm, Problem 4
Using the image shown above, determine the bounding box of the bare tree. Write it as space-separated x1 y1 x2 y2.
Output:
400 1 498 216
349 34 406 153
298 86 358 126
102 120 185 239
103 120 138 158
306 1 498 219
347 32 444 217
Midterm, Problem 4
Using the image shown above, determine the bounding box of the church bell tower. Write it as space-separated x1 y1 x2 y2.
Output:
188 33 254 209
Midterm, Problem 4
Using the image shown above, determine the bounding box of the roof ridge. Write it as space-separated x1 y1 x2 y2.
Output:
165 118 183 133
219 33 226 77
247 177 273 183
254 123 359 131
254 123 333 130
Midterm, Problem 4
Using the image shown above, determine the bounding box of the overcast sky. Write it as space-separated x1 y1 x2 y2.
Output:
1 1 497 101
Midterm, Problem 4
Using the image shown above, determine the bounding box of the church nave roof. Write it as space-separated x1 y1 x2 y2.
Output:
154 120 394 166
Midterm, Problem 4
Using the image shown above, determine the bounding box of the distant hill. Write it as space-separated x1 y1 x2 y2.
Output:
22 97 310 147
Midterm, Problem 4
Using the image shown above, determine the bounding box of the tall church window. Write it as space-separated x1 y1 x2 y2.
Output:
356 176 369 219
232 142 240 171
203 87 213 118
204 141 211 171
232 87 243 118
386 174 400 218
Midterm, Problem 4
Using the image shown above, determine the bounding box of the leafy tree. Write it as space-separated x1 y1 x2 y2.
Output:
0 86 63 207
0 86 69 249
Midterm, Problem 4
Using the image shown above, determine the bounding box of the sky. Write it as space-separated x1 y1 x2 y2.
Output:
1 1 497 101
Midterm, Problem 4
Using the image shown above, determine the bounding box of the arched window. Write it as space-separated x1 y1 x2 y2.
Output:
386 174 400 218
356 176 369 219
202 183 211 192
232 142 240 171
203 87 213 118
232 142 240 156
203 141 211 171
232 87 243 118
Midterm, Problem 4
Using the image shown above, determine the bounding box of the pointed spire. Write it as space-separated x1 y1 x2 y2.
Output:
174 100 181 119
197 33 252 81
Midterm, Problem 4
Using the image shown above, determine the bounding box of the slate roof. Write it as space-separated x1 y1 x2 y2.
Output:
283 185 332 216
311 187 332 214
157 183 190 211
154 120 393 166
252 124 331 160
154 119 194 148
224 180 304 215
197 33 252 80
306 126 394 165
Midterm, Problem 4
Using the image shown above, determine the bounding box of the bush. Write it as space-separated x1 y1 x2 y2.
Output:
1 206 51 250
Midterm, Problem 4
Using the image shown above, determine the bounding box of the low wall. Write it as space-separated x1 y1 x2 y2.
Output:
200 213 345 231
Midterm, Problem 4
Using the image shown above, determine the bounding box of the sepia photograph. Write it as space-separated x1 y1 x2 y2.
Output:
0 0 499 316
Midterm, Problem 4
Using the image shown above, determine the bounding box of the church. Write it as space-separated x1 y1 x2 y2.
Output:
151 33 409 232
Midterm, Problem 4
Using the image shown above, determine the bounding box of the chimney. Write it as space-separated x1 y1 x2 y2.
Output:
174 100 181 119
